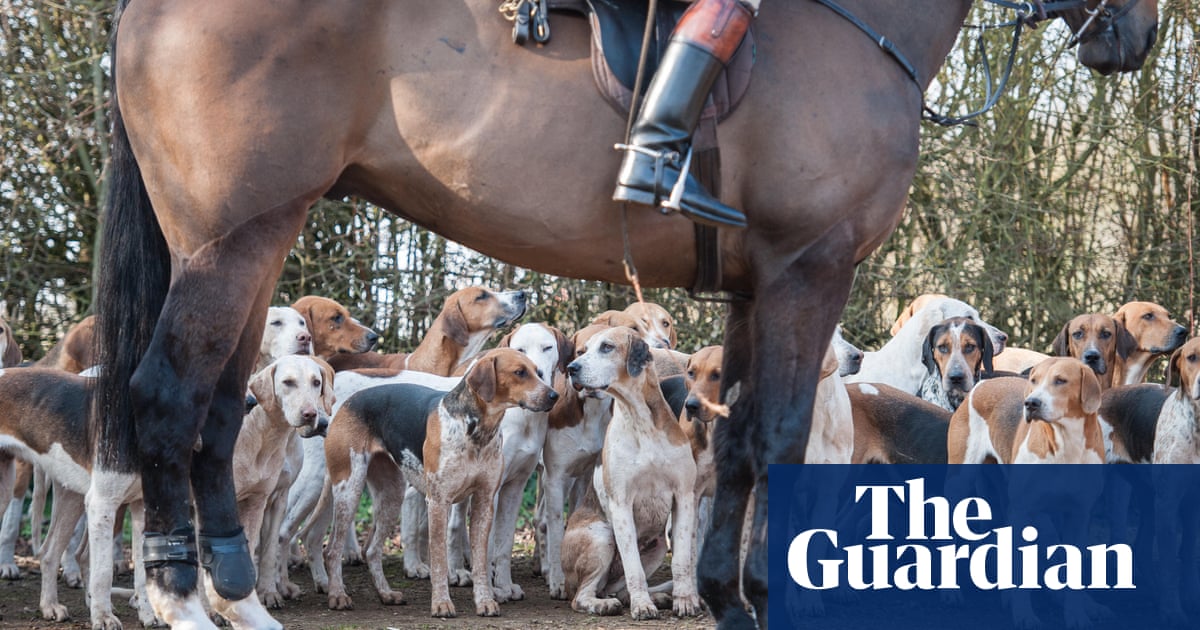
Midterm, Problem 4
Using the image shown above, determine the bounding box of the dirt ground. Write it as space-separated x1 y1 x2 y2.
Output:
0 536 716 630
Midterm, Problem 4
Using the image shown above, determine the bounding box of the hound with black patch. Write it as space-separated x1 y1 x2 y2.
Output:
918 316 995 411
322 348 557 617
562 327 700 620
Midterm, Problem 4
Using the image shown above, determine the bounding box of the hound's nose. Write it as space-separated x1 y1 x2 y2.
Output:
298 331 312 345
365 330 380 348
1023 398 1042 418
314 417 329 437
567 361 581 376
302 409 318 425
1082 349 1101 365
245 393 258 413
548 389 559 402
685 397 701 413
948 373 966 387
1174 326 1189 344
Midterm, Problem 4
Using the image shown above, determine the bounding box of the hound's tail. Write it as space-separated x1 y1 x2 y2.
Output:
92 0 171 472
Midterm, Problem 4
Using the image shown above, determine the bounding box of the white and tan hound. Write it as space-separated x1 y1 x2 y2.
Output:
562 327 700 620
0 316 22 368
322 348 556 617
623 301 678 350
536 323 616 599
489 322 572 602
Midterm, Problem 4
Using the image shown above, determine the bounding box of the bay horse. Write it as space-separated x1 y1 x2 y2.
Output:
93 0 1157 627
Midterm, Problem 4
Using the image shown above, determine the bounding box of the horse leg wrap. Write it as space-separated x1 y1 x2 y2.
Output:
143 528 198 568
199 528 256 601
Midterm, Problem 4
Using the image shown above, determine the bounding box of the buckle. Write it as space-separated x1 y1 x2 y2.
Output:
143 528 197 567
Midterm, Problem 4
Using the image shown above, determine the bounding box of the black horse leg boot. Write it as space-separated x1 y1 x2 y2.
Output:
613 0 752 228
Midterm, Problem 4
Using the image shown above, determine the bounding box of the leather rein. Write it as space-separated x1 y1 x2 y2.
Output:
813 0 1141 127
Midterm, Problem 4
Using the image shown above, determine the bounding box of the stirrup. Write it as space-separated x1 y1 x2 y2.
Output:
613 142 688 213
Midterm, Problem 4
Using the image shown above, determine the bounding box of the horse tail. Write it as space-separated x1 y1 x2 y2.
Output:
92 0 171 472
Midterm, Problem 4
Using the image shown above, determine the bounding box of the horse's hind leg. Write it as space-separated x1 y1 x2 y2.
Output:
697 300 757 628
132 200 309 628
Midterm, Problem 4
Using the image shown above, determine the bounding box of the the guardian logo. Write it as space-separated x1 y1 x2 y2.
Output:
786 478 1134 591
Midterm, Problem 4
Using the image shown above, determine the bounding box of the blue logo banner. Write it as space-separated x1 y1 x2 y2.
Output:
767 464 1200 629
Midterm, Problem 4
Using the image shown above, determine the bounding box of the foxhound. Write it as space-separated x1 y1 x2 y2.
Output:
562 327 700 620
322 348 556 617
946 358 1103 465
1052 313 1137 390
918 316 994 411
290 295 379 361
849 382 952 464
489 322 572 603
847 296 1007 395
536 323 615 599
0 316 22 367
325 286 527 373
1111 300 1189 385
1151 338 1200 625
623 301 678 350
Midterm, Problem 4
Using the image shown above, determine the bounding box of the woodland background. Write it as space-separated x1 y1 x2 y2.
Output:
2 1 1198 359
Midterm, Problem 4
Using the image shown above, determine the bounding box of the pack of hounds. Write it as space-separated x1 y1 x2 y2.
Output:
0 289 1198 628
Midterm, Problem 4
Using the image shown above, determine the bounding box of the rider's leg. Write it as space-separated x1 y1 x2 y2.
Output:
612 0 756 228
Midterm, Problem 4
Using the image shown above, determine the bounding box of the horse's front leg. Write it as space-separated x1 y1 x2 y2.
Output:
745 230 859 627
698 300 757 628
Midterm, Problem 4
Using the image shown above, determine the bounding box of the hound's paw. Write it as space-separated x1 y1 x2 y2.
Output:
548 583 567 600
92 612 123 630
63 568 84 588
378 589 406 606
261 590 284 610
41 603 70 622
476 598 501 617
344 548 363 566
449 569 473 586
581 598 623 616
673 593 702 617
630 600 659 621
508 583 525 601
492 584 514 603
431 598 457 618
0 563 20 579
404 563 430 579
327 592 354 610
278 579 302 600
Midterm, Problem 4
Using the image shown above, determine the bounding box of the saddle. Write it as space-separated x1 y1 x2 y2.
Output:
520 0 757 294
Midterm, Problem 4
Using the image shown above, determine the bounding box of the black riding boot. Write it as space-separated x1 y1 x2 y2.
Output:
612 0 752 228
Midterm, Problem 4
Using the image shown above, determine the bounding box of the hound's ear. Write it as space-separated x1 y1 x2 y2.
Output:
552 326 573 375
1114 320 1138 360
667 318 678 350
1051 323 1072 357
441 299 471 347
1112 307 1129 327
1166 347 1184 387
1080 365 1102 415
497 327 517 349
1 325 20 368
249 364 278 411
820 345 839 379
468 354 498 403
922 326 940 373
891 301 917 336
979 326 995 376
626 336 652 378
315 358 336 414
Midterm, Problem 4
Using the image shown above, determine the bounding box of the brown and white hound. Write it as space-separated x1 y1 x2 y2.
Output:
290 295 379 361
1052 313 1137 390
1111 300 1189 385
325 286 527 374
0 316 22 368
562 327 700 620
322 348 556 617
